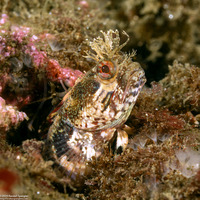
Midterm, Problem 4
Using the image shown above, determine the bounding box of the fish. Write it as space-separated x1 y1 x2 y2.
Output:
45 30 146 187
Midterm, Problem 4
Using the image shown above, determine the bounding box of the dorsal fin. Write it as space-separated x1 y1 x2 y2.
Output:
47 91 70 123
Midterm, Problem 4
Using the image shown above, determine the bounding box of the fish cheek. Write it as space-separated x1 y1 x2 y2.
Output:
90 80 100 94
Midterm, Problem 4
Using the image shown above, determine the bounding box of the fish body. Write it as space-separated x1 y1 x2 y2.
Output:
46 30 146 186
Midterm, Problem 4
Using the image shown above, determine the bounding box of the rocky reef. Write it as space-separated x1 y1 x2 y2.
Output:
0 0 199 199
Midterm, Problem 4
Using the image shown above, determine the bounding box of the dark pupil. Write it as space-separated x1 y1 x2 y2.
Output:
102 65 110 73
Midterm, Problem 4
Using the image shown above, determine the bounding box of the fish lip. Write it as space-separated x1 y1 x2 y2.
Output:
130 68 146 80
121 69 146 102
130 69 146 88
139 74 147 86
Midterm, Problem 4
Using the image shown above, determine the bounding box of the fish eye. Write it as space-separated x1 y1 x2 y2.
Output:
97 60 116 80
101 65 110 73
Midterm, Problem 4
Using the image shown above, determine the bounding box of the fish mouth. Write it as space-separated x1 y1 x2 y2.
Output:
129 68 146 85
137 74 146 88
121 68 146 103
110 70 146 128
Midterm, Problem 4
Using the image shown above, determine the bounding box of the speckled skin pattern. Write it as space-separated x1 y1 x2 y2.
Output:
46 30 146 186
